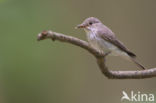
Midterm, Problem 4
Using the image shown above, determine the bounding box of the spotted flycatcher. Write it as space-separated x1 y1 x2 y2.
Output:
76 17 145 69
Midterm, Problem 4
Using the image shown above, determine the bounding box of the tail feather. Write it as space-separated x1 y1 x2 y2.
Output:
127 51 136 58
131 58 145 70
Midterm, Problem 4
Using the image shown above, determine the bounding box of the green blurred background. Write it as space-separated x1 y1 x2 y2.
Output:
0 0 156 103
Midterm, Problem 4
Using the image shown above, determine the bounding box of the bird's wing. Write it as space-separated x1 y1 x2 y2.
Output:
98 28 136 57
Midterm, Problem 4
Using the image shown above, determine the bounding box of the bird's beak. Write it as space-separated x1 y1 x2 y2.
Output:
75 23 86 29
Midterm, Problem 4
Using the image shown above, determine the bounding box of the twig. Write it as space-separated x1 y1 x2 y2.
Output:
37 30 156 79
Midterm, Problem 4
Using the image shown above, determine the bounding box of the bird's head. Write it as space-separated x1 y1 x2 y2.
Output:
76 17 101 31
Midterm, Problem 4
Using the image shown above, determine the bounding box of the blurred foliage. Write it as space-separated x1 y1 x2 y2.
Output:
0 0 156 103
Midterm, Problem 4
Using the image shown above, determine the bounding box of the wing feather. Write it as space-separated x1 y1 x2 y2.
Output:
97 26 136 57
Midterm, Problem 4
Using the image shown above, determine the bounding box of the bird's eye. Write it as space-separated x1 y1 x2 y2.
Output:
89 22 93 25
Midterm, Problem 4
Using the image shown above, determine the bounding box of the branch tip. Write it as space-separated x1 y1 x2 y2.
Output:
37 30 52 41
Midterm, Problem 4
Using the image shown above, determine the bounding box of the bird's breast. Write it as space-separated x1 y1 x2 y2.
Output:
86 31 112 52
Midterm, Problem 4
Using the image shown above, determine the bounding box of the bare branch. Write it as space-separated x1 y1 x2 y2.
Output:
37 30 156 79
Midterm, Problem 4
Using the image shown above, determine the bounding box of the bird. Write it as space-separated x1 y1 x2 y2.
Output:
76 17 145 69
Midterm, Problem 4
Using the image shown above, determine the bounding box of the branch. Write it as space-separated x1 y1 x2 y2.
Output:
37 30 156 79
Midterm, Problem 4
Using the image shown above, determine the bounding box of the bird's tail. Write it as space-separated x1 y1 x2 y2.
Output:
130 58 145 70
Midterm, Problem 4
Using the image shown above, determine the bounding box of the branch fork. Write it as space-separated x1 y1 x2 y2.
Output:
37 30 156 79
